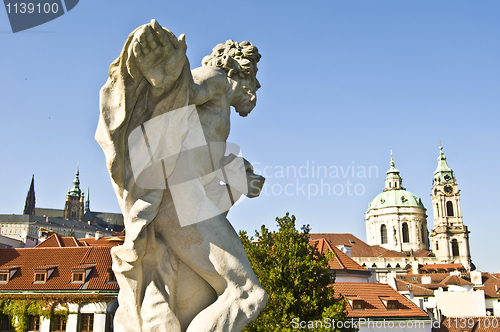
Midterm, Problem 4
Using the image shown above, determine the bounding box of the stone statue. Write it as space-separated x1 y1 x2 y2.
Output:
96 19 267 332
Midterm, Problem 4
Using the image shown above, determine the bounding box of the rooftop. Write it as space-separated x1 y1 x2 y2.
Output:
309 233 428 259
0 244 118 292
310 238 367 272
332 282 430 319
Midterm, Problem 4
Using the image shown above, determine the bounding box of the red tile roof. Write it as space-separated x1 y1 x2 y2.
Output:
34 234 124 248
394 279 434 296
441 275 474 286
412 249 434 258
0 246 118 291
79 236 124 247
331 283 429 319
399 273 449 290
309 233 416 259
310 238 367 272
417 263 465 273
480 273 500 299
462 272 500 299
310 233 390 258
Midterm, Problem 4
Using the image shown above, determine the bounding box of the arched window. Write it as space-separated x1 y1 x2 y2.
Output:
381 224 388 244
446 201 454 216
402 222 409 243
389 183 392 188
436 203 440 217
435 241 439 250
452 239 459 257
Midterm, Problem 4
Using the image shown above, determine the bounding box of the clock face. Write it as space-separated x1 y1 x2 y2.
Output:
72 205 78 212
444 185 453 194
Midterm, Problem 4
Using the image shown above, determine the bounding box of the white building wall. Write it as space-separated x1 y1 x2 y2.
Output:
435 289 486 317
494 300 500 317
66 313 78 332
39 317 50 332
94 313 106 332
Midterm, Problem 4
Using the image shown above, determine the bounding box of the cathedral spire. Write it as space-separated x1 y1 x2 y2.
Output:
67 165 82 197
85 187 90 212
23 175 35 215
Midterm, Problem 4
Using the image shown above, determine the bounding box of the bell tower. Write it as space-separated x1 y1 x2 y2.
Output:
429 145 472 270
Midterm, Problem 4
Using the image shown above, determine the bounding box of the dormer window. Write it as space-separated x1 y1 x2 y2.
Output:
0 266 19 283
33 265 57 284
72 272 84 283
34 273 46 283
352 300 364 310
346 296 365 310
106 270 117 284
380 297 399 310
71 265 94 284
387 300 398 309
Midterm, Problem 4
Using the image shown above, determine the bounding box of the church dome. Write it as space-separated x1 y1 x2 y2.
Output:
367 153 425 211
368 189 424 210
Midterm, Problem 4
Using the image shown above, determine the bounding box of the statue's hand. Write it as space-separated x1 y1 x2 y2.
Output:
132 19 187 90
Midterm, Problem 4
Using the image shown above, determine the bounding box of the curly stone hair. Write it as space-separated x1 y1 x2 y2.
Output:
202 40 261 82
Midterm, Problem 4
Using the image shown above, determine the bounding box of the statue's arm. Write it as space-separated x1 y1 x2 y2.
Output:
131 20 188 103
189 67 231 106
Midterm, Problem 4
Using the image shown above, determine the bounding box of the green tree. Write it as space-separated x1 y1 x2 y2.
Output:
67 228 75 237
239 213 357 332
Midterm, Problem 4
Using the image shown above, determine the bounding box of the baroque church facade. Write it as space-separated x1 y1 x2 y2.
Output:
364 146 472 272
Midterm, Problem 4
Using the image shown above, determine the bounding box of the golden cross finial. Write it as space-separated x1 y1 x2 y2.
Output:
439 140 443 150
390 150 394 166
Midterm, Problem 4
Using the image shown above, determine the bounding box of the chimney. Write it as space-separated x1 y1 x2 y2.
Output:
422 276 431 285
412 261 419 275
95 231 103 240
85 232 92 238
470 271 482 285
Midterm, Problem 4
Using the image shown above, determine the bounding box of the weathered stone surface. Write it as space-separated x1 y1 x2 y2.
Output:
96 19 266 332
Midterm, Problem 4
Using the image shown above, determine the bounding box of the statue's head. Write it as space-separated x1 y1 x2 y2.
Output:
202 41 261 117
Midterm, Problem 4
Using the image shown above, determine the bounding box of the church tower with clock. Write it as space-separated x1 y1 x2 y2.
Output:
429 145 472 270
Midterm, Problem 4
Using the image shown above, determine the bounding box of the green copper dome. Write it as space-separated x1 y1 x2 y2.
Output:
367 152 425 211
368 189 424 210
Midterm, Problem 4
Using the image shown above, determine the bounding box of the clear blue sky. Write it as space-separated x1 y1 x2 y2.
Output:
1 1 499 272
